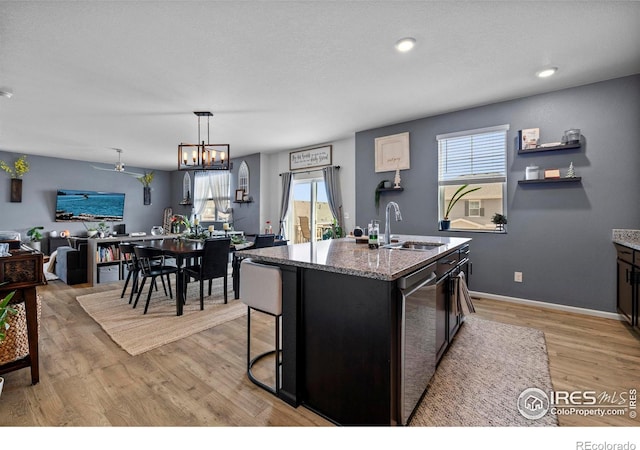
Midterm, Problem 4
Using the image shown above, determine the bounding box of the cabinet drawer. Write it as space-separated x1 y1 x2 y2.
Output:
458 245 471 261
436 251 460 278
615 243 635 266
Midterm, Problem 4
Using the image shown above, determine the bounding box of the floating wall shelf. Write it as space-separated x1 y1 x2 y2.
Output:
517 143 581 154
375 187 404 193
518 177 582 185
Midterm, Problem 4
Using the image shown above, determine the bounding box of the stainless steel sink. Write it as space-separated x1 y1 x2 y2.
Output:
383 241 445 251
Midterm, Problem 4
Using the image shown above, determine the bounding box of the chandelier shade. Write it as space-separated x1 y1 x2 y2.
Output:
178 111 230 171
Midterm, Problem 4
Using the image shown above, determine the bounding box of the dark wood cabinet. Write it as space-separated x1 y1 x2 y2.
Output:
616 243 638 328
0 250 44 384
301 269 398 425
438 245 471 364
617 259 634 325
264 240 471 425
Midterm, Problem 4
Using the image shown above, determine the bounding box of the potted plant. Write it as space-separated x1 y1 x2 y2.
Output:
138 171 154 205
0 289 17 397
97 222 109 238
26 226 44 251
374 180 391 212
81 222 99 238
441 184 481 230
170 214 191 234
491 213 507 232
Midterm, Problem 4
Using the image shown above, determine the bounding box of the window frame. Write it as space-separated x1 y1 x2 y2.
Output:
467 199 482 217
437 124 509 233
195 171 231 222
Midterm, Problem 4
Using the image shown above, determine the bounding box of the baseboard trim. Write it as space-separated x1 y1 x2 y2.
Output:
469 290 624 321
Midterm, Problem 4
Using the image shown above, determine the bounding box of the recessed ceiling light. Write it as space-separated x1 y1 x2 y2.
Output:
536 67 558 78
395 37 416 53
0 89 13 99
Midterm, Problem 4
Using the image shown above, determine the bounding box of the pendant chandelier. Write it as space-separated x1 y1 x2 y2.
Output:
178 111 230 171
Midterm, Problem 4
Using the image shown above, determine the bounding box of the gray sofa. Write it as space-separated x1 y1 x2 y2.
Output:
55 240 88 285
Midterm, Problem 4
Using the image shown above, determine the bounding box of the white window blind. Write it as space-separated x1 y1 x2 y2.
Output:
438 125 508 186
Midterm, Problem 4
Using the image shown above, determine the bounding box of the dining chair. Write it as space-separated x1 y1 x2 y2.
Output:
132 246 179 314
253 234 275 249
118 243 140 304
183 237 231 309
299 216 311 243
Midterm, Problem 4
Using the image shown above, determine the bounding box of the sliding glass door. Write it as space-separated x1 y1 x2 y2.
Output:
287 175 334 244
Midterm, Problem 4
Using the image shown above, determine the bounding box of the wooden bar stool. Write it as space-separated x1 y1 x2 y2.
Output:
239 258 282 395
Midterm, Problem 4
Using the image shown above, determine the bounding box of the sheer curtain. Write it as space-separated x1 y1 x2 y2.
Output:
278 172 292 239
211 171 231 219
322 166 343 233
193 171 231 221
193 171 211 217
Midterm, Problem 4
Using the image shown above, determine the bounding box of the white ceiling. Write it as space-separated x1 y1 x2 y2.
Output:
1 1 639 171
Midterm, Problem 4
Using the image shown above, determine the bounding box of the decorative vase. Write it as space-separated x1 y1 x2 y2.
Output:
440 219 451 231
30 241 41 252
10 178 22 203
143 186 151 205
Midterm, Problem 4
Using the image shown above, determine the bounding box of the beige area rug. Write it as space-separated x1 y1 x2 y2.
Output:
410 315 558 426
76 279 246 356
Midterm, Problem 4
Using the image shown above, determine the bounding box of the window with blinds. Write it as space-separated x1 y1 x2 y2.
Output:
437 125 508 232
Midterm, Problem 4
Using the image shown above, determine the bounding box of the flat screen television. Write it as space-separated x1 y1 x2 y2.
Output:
55 189 125 222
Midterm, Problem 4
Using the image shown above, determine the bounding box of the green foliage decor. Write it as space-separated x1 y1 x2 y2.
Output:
27 226 44 242
444 184 481 220
0 290 17 342
374 180 390 212
491 213 507 225
322 219 344 240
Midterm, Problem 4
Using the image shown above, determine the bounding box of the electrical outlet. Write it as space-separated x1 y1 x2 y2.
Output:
514 271 523 283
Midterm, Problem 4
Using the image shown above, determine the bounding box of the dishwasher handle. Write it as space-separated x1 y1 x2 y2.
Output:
398 263 437 292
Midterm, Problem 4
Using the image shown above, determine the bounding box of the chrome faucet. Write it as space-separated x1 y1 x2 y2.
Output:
384 201 403 244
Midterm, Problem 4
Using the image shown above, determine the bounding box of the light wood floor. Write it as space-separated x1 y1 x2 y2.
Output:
1 280 639 426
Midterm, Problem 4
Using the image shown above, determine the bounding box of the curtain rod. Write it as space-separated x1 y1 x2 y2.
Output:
279 165 340 176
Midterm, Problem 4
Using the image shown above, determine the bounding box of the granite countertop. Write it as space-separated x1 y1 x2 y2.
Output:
236 235 472 281
612 229 640 251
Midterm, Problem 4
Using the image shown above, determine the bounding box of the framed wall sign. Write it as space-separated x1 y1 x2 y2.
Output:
375 132 410 173
289 145 332 171
544 168 561 179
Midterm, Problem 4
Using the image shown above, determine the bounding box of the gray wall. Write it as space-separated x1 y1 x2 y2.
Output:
0 152 173 250
356 74 640 313
229 153 261 235
169 152 262 235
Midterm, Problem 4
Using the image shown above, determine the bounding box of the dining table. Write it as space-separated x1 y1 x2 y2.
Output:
143 237 254 316
143 239 204 316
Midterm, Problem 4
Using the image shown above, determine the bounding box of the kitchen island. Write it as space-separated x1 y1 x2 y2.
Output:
236 235 471 426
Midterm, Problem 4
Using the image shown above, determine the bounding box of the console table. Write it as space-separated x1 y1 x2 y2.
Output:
82 234 184 286
0 250 44 384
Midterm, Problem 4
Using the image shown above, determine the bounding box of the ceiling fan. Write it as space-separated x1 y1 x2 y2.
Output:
91 148 143 177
